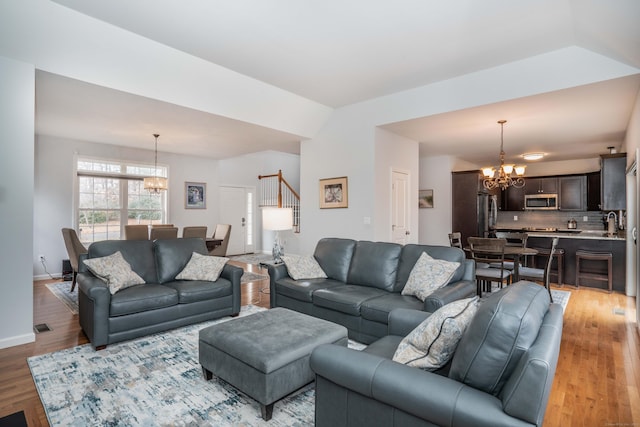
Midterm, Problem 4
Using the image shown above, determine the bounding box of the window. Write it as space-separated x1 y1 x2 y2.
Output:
76 157 168 244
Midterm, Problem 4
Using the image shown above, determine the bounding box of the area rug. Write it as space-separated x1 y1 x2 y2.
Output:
488 284 571 313
45 270 269 315
229 253 273 265
28 306 364 426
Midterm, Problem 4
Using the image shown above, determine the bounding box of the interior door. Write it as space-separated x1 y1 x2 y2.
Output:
391 170 410 244
219 186 255 255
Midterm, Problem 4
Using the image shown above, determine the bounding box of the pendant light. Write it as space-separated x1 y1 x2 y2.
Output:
143 133 168 193
482 120 525 190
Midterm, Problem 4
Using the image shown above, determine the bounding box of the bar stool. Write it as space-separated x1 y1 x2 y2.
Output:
531 246 565 286
575 250 613 293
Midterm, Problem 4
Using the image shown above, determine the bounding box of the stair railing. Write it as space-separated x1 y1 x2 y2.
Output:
258 170 300 232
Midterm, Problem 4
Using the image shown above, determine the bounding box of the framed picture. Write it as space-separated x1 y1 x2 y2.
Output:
419 189 434 208
319 176 348 209
185 182 206 209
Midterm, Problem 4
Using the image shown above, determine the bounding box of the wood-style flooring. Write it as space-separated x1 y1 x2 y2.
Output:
0 262 638 426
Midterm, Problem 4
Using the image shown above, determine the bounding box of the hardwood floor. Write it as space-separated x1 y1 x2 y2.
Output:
0 265 638 426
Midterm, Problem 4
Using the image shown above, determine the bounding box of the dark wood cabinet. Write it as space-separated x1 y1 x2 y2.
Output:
600 154 626 211
525 177 558 194
586 171 601 211
559 175 586 211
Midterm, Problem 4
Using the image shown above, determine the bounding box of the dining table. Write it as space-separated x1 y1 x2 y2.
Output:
464 245 538 283
205 238 222 252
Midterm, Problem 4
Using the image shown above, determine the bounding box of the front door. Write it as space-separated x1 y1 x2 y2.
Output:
219 186 255 255
391 170 410 244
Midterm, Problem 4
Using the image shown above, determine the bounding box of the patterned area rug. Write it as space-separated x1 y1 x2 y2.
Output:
45 270 269 315
488 283 571 313
229 253 273 265
28 306 337 426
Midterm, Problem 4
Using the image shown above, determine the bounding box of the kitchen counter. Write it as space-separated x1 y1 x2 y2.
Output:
495 228 626 241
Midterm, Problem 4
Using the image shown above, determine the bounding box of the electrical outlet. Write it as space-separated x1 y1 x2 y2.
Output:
38 254 45 262
583 216 588 222
513 215 518 221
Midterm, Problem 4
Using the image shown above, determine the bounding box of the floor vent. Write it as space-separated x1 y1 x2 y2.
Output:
33 323 52 333
613 307 626 316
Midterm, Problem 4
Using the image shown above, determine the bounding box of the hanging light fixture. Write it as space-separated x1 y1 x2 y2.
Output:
143 133 168 193
482 120 525 190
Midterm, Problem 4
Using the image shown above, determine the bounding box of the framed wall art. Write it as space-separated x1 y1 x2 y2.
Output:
185 182 206 209
319 176 348 209
419 189 434 208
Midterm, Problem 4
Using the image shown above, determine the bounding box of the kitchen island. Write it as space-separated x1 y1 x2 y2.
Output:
496 228 626 292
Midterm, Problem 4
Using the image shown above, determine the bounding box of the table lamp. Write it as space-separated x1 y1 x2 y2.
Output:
262 207 293 264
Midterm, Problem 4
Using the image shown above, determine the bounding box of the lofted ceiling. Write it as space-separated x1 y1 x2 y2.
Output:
35 0 640 163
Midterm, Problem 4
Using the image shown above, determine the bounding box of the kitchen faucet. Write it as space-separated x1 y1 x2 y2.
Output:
606 211 618 235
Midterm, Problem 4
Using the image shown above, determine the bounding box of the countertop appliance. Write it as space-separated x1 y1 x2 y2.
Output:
524 193 558 210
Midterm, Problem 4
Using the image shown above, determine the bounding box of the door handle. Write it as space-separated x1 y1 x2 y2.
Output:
405 231 410 235
633 227 637 244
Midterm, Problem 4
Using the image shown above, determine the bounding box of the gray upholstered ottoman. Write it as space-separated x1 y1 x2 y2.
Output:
198 307 348 421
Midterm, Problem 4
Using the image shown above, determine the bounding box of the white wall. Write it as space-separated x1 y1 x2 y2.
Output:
0 56 35 349
34 135 219 279
419 156 455 246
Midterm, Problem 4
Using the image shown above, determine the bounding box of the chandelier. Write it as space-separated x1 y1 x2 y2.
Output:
143 133 168 194
482 120 525 190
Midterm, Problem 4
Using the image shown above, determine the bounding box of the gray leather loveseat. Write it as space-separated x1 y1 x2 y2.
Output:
268 238 476 344
310 281 563 427
77 238 243 349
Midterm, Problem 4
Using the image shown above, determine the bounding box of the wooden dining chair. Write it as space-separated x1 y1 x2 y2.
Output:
518 237 559 302
209 224 231 256
182 226 207 239
448 232 463 249
493 231 529 270
468 237 512 296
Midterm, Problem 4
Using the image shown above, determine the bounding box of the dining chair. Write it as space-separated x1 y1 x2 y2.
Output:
124 224 149 240
518 237 559 303
448 232 463 249
61 228 88 292
209 224 231 256
182 226 208 239
468 237 512 296
150 226 179 240
492 231 529 270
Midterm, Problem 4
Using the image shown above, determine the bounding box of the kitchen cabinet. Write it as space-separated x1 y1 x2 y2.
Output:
586 171 601 211
503 184 525 211
600 154 626 211
525 177 558 195
559 175 586 211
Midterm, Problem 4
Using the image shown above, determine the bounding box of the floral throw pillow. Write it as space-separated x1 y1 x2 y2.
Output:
176 252 228 281
281 255 327 280
401 252 460 301
392 296 479 370
83 251 145 295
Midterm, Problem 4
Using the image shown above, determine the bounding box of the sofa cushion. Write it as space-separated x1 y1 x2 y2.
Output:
360 294 424 324
313 285 388 316
314 238 356 282
87 240 157 284
175 252 228 281
109 284 178 316
164 278 233 304
154 238 209 284
401 252 460 301
274 277 343 303
449 281 551 396
347 241 402 292
282 254 327 280
395 245 466 293
83 251 146 295
392 297 478 370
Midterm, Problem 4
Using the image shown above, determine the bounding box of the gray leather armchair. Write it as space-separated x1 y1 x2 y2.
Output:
310 281 563 427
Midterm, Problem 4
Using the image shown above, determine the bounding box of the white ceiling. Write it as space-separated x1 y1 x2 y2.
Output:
36 0 640 163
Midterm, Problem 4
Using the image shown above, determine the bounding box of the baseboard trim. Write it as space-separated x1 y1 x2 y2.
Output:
0 332 35 349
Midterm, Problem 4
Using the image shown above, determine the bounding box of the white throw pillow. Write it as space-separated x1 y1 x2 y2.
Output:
401 252 460 301
176 252 228 281
392 296 479 370
282 255 327 280
83 251 146 295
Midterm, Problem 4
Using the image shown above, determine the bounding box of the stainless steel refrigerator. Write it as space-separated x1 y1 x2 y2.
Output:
477 192 498 238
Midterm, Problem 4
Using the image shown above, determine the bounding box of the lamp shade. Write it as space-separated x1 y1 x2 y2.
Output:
262 207 293 231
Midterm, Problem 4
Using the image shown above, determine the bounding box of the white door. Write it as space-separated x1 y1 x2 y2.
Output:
219 186 255 255
391 170 410 244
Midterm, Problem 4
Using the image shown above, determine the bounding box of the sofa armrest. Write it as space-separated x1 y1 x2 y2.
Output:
310 344 529 427
220 263 243 314
387 308 430 336
267 263 289 307
462 258 475 281
423 279 476 312
77 272 111 348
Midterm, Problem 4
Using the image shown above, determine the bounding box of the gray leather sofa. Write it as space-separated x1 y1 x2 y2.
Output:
268 238 476 344
310 281 563 427
77 238 243 349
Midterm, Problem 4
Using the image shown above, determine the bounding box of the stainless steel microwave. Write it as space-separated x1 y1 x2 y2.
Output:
524 193 558 210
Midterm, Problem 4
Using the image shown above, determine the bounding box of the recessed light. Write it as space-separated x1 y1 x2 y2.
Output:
523 152 544 161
